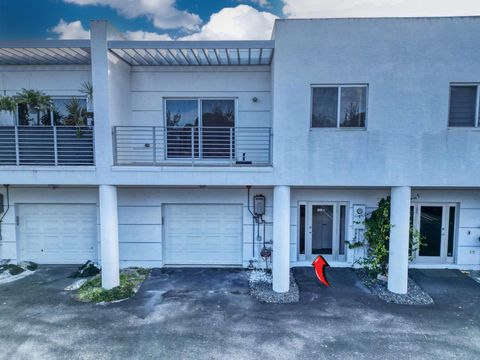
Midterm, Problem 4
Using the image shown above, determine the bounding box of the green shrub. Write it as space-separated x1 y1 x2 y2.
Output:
77 270 149 303
356 197 423 276
5 264 25 276
25 262 38 271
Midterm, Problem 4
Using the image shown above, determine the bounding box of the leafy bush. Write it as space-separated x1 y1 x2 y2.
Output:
77 269 149 303
4 264 25 276
25 262 38 272
356 197 423 276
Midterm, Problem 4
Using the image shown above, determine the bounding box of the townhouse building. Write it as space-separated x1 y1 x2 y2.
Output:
1 17 479 294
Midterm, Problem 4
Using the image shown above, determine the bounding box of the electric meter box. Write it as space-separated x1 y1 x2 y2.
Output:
353 204 366 229
253 195 265 216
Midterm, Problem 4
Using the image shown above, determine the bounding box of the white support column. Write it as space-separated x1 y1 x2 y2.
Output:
388 186 411 294
273 185 291 293
99 185 119 289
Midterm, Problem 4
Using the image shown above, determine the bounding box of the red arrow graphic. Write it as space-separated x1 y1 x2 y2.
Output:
312 255 330 287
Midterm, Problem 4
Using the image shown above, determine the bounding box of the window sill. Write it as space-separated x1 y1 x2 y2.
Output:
309 127 367 132
447 127 480 131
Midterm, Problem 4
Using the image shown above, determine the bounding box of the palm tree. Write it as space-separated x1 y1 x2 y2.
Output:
15 89 52 125
79 81 93 103
65 97 88 126
0 95 17 113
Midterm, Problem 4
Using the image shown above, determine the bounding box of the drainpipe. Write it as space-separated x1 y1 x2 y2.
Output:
0 185 11 241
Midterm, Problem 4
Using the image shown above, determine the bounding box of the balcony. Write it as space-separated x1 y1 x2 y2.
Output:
113 126 272 166
0 126 94 166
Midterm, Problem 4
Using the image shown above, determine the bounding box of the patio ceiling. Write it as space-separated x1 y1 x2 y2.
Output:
0 40 91 65
108 40 275 66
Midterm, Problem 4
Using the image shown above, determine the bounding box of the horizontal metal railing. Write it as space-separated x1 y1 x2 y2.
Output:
0 126 94 166
113 126 272 166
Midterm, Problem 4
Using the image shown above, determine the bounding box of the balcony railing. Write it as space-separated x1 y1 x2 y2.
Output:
113 126 272 166
0 126 94 166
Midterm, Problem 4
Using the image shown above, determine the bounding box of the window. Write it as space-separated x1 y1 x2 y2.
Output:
18 97 88 126
165 98 236 159
449 85 480 127
311 85 367 128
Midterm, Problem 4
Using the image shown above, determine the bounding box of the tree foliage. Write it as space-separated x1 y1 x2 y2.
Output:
358 197 423 276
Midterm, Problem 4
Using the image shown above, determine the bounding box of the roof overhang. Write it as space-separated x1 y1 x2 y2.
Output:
108 40 274 66
0 40 91 65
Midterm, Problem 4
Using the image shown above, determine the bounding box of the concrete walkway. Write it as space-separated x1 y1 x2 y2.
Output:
0 266 479 360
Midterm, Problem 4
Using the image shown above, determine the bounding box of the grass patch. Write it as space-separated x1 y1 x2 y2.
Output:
77 268 150 303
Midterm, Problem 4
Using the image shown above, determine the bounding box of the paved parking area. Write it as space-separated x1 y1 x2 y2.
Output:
0 266 479 360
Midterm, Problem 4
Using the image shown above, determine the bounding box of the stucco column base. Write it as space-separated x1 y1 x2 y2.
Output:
273 185 291 293
99 185 120 289
388 186 411 294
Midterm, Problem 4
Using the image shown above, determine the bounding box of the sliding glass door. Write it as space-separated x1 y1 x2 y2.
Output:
165 98 235 160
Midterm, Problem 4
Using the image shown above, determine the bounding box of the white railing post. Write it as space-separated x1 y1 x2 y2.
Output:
163 127 167 161
14 126 20 166
268 127 272 166
53 126 58 166
191 127 195 165
112 126 117 166
229 127 234 164
152 126 157 165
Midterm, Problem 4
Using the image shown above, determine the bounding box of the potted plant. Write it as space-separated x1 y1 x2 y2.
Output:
15 89 52 126
64 97 88 136
0 95 17 113
79 81 94 113
0 95 17 124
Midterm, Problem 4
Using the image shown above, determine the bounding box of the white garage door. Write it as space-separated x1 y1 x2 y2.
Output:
17 204 97 264
164 204 243 266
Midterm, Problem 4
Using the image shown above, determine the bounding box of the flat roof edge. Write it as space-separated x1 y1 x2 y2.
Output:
0 40 91 49
275 15 480 22
108 40 275 49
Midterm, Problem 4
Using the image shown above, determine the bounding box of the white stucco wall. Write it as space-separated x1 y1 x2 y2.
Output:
128 65 271 128
289 188 480 268
272 17 480 187
0 186 273 268
1 186 479 268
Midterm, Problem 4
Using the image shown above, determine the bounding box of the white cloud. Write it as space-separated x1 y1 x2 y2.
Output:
282 0 480 18
181 5 277 40
63 0 201 30
50 19 90 39
50 5 278 41
50 19 173 40
240 0 271 7
124 30 172 40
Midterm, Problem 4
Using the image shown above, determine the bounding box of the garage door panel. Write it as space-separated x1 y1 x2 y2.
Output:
18 204 97 264
164 204 242 266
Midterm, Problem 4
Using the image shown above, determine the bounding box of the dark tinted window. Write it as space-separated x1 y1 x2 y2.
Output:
449 86 477 127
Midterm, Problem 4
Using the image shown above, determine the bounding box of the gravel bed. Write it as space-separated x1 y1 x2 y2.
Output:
249 270 299 303
468 270 480 285
356 269 434 305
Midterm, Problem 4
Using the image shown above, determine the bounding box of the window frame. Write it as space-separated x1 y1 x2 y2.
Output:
163 97 238 160
163 97 238 128
448 83 480 128
310 84 368 130
296 200 349 262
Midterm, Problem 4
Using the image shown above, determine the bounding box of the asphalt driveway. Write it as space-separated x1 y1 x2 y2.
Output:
0 266 479 360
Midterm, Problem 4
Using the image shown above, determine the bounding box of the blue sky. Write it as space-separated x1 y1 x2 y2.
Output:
0 0 479 40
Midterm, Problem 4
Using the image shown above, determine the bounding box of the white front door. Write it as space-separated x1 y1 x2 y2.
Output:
412 203 457 264
298 202 347 262
17 204 97 264
163 204 243 266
